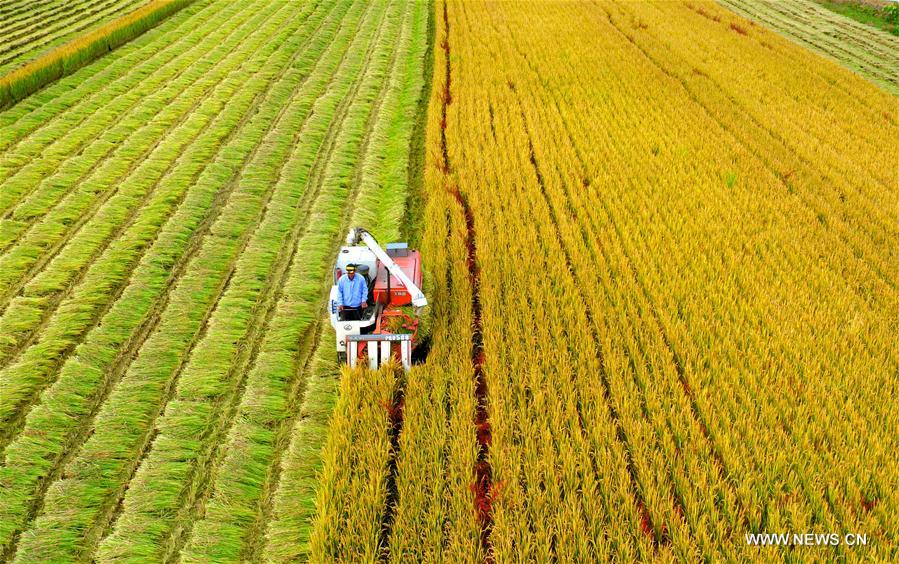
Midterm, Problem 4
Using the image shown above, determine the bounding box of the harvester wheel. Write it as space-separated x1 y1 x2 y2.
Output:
337 351 347 365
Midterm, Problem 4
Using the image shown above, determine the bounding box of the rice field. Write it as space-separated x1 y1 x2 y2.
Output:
0 0 429 560
1 0 896 561
311 0 898 561
0 0 147 75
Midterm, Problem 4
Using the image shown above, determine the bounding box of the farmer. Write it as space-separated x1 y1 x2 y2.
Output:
337 264 368 321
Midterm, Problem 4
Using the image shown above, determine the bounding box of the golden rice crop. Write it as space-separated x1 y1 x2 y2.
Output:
313 0 897 559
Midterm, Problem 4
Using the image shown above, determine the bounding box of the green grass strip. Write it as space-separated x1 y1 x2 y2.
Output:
717 0 899 95
816 0 898 36
0 0 215 154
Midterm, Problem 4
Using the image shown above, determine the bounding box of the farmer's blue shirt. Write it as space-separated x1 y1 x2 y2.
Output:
337 273 367 308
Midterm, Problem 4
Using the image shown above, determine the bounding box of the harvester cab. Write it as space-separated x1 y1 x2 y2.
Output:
329 227 427 371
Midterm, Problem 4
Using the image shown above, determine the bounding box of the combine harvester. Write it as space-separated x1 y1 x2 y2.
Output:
329 227 427 371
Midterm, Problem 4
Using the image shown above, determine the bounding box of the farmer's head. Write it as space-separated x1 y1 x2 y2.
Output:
346 264 356 279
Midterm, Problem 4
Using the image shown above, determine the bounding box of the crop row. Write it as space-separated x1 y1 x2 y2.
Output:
0 0 198 108
0 3 249 343
269 3 435 560
660 3 897 234
451 51 658 562
386 190 484 562
394 3 657 560
0 0 351 560
0 0 310 451
0 0 438 559
0 0 144 76
601 1 896 548
0 0 282 378
0 0 249 236
0 0 137 44
348 0 428 245
96 0 403 559
0 7 215 204
477 14 740 556
617 0 899 448
0 1 212 161
494 6 757 556
0 3 261 294
386 7 489 559
506 1 889 556
310 359 401 562
0 0 137 52
261 327 341 562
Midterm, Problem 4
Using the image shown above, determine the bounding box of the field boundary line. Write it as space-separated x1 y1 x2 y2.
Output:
0 0 142 67
0 0 217 172
0 0 133 54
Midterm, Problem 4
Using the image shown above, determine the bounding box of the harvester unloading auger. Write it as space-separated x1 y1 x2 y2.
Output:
329 227 427 371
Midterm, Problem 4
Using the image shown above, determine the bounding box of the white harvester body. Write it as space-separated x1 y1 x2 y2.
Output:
328 228 427 371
